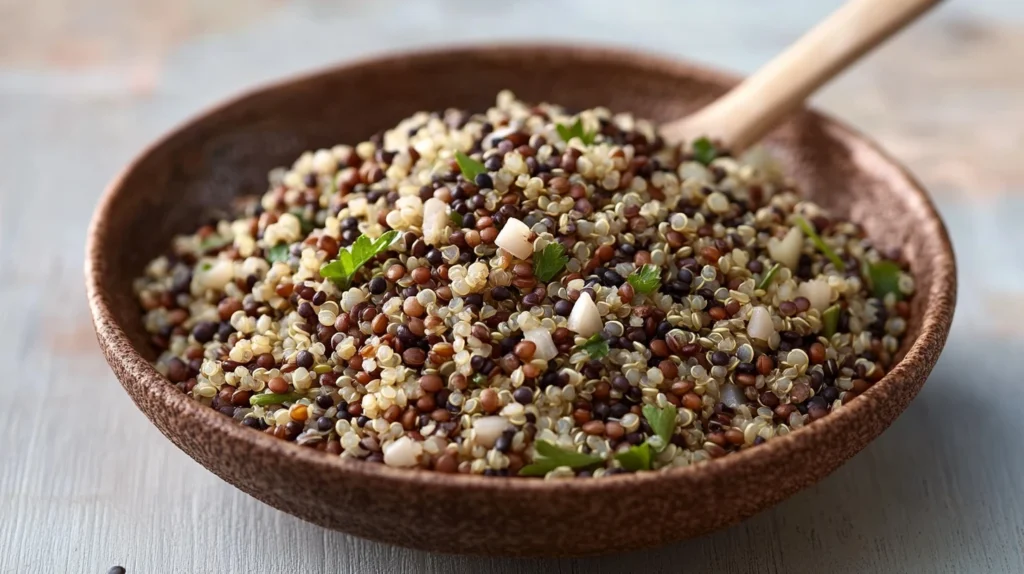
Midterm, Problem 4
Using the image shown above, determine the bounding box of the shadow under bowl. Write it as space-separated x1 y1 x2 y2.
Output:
85 44 956 557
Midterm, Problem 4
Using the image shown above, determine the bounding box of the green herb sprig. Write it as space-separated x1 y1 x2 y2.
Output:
249 392 305 407
822 304 842 338
556 117 597 145
865 260 903 300
577 333 610 360
454 150 486 182
319 230 400 288
794 216 845 272
642 404 677 446
533 242 569 282
289 210 316 235
692 137 718 165
519 440 604 476
199 235 233 253
266 244 290 264
627 264 662 294
756 262 782 290
613 404 678 471
614 442 652 472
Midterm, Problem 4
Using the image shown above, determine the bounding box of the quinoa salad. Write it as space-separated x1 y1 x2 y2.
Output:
134 91 914 478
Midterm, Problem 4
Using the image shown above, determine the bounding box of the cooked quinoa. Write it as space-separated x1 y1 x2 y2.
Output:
134 91 914 477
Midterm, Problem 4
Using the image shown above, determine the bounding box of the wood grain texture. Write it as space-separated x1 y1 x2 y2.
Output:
662 0 942 151
2 0 1023 572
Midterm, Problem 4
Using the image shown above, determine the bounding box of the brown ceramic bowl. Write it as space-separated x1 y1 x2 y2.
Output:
85 45 956 556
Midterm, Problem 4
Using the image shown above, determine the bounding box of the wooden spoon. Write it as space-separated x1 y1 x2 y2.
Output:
661 0 942 152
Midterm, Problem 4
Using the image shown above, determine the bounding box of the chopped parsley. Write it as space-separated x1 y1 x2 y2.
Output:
822 304 842 338
319 230 400 288
627 264 662 294
533 242 569 282
865 260 904 300
577 333 610 360
249 392 305 407
642 404 677 449
199 235 232 253
556 117 596 145
692 137 718 165
519 440 604 476
794 216 845 272
757 262 782 290
454 150 486 182
614 442 652 472
266 244 290 264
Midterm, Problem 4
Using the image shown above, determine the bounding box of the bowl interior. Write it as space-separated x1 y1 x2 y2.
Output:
98 46 943 361
87 45 955 555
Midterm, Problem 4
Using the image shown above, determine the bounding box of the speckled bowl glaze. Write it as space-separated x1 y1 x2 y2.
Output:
85 45 956 557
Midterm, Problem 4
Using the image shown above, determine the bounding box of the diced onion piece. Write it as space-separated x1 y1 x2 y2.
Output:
798 278 832 311
523 327 558 361
767 226 803 269
383 436 422 467
473 416 508 448
678 162 712 184
777 282 795 301
747 306 776 341
721 383 745 410
194 258 234 291
312 149 337 175
422 198 448 246
494 217 533 259
567 292 602 337
347 196 368 217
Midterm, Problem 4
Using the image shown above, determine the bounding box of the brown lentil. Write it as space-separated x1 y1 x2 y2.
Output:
385 264 406 281
268 377 289 394
809 342 827 364
480 389 499 413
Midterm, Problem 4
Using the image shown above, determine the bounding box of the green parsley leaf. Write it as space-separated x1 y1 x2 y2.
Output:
578 333 610 360
642 404 677 450
555 123 573 143
865 260 904 300
267 244 290 264
249 392 305 407
320 230 400 288
692 137 718 165
756 262 782 291
518 440 604 476
556 117 596 145
533 242 569 282
449 210 464 228
289 210 316 235
454 150 486 182
199 235 233 253
614 442 652 472
822 304 842 338
627 264 662 294
794 216 845 272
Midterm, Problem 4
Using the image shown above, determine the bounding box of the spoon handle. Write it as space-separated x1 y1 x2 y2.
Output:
661 0 941 152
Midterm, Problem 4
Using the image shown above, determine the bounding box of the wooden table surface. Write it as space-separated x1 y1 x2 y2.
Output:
3 1 1023 572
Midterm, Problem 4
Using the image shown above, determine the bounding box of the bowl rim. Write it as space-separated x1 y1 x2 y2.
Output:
85 42 956 494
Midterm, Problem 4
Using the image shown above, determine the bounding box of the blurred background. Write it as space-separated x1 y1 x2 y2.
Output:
2 1 1022 572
